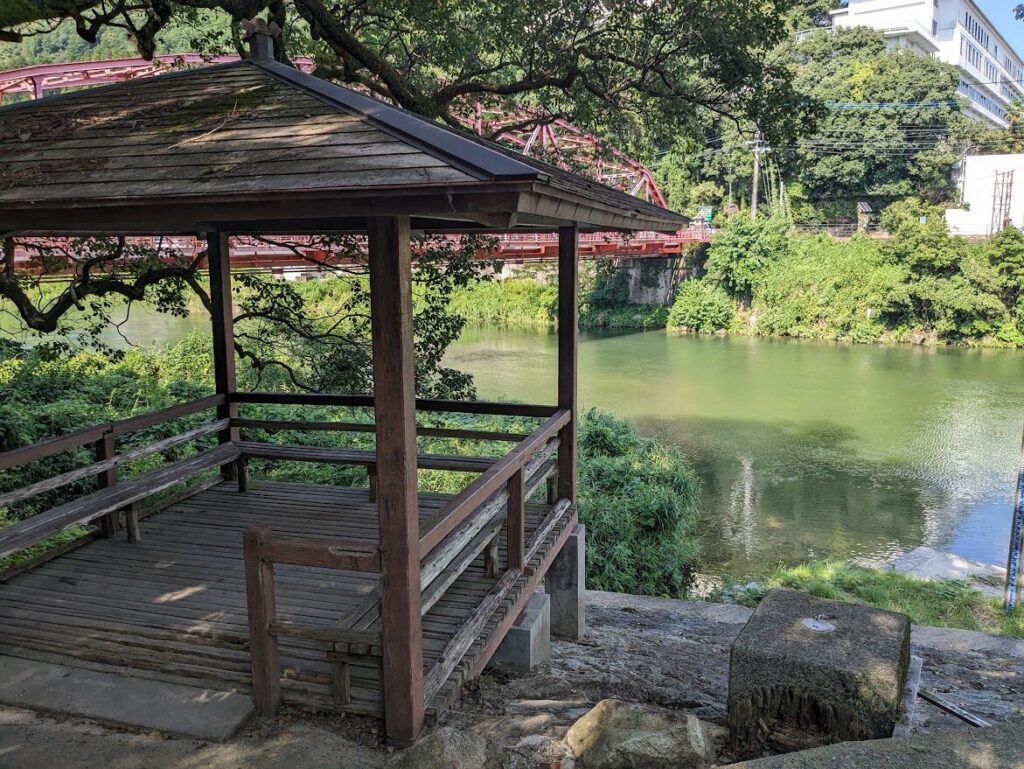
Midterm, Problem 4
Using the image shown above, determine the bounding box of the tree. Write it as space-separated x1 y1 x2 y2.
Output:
702 215 791 303
988 226 1024 309
0 1 809 391
0 1 805 152
788 27 964 208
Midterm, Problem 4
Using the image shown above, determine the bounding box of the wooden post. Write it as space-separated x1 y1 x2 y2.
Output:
507 467 525 571
94 434 118 537
206 232 240 484
243 525 280 716
367 216 425 746
557 225 578 503
125 502 141 543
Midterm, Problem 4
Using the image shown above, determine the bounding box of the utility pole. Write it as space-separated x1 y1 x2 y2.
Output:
748 131 768 220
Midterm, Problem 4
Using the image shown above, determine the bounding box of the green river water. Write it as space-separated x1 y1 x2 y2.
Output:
9 307 1023 577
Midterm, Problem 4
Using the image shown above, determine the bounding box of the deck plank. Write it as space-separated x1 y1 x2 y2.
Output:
0 480 553 719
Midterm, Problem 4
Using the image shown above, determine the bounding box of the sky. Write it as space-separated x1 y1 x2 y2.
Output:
976 0 1024 55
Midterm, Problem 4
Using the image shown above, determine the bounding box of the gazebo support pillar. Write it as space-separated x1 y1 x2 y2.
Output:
549 225 585 639
368 216 425 746
206 232 240 482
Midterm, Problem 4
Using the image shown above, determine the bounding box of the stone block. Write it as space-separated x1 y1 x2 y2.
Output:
727 589 910 756
547 523 585 639
491 590 551 673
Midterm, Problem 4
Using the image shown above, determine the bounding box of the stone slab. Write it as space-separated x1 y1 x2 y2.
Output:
886 546 1005 598
891 654 922 737
729 719 1024 769
490 590 551 672
728 589 910 754
0 655 254 740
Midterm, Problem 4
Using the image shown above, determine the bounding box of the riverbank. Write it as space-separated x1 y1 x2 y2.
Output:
668 209 1024 348
711 560 1022 638
450 277 669 331
2 590 1021 768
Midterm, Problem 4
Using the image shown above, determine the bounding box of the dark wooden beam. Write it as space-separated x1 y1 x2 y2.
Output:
557 225 579 503
367 215 425 746
206 232 240 480
243 526 281 716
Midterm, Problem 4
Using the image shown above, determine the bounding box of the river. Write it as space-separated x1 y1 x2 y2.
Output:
7 307 1022 577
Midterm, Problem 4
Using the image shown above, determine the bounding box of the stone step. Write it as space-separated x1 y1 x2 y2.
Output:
0 654 253 740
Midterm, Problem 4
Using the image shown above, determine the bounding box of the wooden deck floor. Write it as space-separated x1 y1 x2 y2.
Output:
0 480 559 719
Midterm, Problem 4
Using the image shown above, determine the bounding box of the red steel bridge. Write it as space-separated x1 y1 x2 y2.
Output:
1 55 712 270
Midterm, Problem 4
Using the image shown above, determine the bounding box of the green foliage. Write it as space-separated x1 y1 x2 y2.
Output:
0 337 703 595
789 27 964 205
988 226 1024 309
667 280 735 333
654 24 971 225
449 279 559 328
753 234 909 342
577 410 701 597
692 199 1024 347
450 271 670 332
703 215 790 300
726 560 1023 637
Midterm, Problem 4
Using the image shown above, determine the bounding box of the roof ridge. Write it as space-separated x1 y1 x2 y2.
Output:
248 59 543 183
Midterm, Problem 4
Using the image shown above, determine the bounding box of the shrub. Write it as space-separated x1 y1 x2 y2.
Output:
577 409 702 596
667 280 735 333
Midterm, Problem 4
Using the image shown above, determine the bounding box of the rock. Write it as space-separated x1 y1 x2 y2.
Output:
727 589 911 757
565 699 716 769
467 713 568 768
504 734 575 769
726 719 1024 768
385 727 487 769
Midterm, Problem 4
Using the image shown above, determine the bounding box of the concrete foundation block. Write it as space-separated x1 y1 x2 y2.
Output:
547 523 585 640
491 591 551 673
727 589 910 756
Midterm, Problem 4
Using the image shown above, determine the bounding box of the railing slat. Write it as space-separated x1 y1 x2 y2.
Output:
0 419 229 508
230 391 558 417
265 536 381 572
232 418 529 443
0 394 225 470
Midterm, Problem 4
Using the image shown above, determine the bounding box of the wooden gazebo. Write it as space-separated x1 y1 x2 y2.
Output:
0 27 686 745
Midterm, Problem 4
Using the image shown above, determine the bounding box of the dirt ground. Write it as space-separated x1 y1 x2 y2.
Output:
1 591 1021 769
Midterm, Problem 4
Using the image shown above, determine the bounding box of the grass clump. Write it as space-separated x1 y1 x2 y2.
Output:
727 560 1024 637
578 409 701 597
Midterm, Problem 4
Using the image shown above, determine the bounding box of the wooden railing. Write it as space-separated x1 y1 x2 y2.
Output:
229 392 573 715
0 395 230 563
2 389 577 718
242 525 382 715
417 409 570 558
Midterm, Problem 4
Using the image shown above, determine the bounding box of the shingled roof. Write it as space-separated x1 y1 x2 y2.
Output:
0 58 687 235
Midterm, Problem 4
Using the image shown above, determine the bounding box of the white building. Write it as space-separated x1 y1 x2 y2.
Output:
828 0 1024 128
945 154 1024 236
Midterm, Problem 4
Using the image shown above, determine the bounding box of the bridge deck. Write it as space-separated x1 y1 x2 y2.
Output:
0 480 555 720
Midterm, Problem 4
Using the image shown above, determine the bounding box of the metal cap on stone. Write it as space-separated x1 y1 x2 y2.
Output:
241 18 280 61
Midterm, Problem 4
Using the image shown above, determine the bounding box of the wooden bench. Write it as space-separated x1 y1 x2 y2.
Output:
0 442 240 561
234 441 499 499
